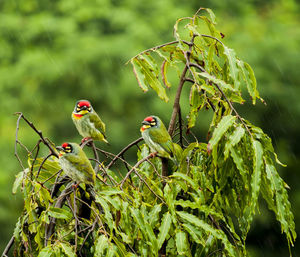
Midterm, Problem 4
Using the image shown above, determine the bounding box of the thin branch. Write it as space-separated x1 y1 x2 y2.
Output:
168 35 196 136
178 106 184 148
119 153 154 189
14 113 59 158
128 40 193 63
168 65 189 136
107 137 143 169
36 153 54 179
14 113 26 170
1 235 14 257
213 83 252 136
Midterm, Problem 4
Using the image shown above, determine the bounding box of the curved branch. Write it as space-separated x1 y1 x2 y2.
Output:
14 113 59 158
1 235 14 257
119 153 154 189
107 137 143 169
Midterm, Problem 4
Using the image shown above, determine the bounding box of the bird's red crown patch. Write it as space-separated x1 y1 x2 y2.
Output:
144 116 154 122
62 142 69 148
78 101 91 107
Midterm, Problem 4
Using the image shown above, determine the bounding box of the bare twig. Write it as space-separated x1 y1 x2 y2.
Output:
107 137 143 169
14 113 59 158
168 65 189 136
1 235 14 257
119 153 154 188
36 153 54 179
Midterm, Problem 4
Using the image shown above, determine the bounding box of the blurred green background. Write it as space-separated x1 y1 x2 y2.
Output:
0 0 299 256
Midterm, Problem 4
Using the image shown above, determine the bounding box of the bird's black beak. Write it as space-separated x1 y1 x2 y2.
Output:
142 120 150 125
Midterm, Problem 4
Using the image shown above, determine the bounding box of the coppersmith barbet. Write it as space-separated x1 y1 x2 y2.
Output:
140 115 178 164
72 100 108 143
57 142 96 185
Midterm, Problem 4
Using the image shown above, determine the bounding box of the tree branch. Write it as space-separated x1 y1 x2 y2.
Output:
107 137 143 169
1 235 14 257
119 153 154 189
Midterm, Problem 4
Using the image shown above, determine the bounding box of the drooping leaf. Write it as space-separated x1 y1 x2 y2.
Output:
244 139 263 232
198 72 237 92
38 246 54 257
209 115 236 149
157 212 172 249
175 230 190 256
60 242 76 257
94 235 109 257
177 211 236 257
222 45 239 90
48 207 72 220
12 170 24 194
224 125 245 159
264 158 296 245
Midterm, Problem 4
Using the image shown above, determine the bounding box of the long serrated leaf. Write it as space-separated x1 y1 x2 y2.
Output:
237 60 259 104
94 235 109 257
38 246 54 257
177 211 236 257
48 207 72 220
182 223 205 245
12 170 24 194
148 204 162 227
198 72 237 92
137 55 169 102
157 212 172 249
244 139 263 232
209 115 236 148
224 125 245 159
175 230 189 256
161 60 171 88
131 58 148 92
264 159 296 244
223 46 239 90
171 172 198 191
60 243 76 257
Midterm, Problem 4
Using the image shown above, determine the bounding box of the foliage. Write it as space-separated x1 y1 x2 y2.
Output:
4 9 296 257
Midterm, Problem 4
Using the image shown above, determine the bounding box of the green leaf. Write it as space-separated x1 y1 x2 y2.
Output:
94 235 109 257
133 55 169 102
95 195 114 230
177 211 236 257
264 159 296 244
209 115 236 148
157 212 172 249
171 172 198 191
148 204 162 227
131 58 148 92
38 246 54 257
12 170 24 194
237 60 259 104
161 60 171 88
222 46 239 90
60 243 76 257
224 125 245 159
244 139 263 231
198 72 237 92
48 207 72 220
182 223 205 245
175 230 189 256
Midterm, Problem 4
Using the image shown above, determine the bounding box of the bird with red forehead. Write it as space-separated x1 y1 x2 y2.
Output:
140 115 177 162
56 142 95 185
72 100 108 144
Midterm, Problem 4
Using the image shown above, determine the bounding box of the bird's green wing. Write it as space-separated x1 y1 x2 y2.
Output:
89 112 106 132
149 129 174 156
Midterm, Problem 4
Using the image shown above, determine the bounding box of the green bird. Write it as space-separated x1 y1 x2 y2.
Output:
57 142 96 185
72 100 108 143
140 115 177 162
